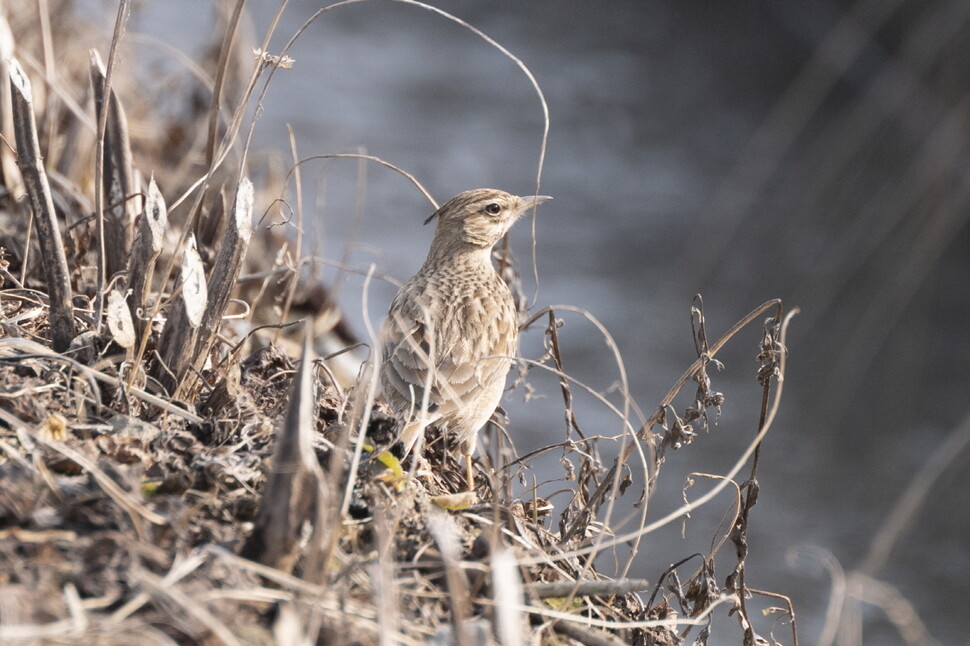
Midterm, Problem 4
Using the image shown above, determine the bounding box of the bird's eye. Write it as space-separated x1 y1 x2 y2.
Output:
484 202 502 216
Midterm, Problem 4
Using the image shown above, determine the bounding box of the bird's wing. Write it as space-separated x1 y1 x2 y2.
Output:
381 288 449 417
381 286 517 420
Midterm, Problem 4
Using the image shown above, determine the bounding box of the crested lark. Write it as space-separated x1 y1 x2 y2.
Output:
381 189 551 490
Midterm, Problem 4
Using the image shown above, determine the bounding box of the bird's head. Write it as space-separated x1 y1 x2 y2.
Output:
425 188 552 251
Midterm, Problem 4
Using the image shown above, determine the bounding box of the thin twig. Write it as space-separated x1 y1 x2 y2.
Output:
205 0 246 168
518 305 796 566
528 578 651 599
729 307 785 645
559 299 782 545
272 125 304 343
91 0 131 331
860 406 970 574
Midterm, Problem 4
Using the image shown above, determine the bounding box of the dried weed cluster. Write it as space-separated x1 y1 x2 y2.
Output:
0 3 794 645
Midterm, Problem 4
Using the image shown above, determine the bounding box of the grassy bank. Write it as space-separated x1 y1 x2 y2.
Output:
0 3 794 644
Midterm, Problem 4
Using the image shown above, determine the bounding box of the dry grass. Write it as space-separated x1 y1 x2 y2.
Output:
0 2 821 645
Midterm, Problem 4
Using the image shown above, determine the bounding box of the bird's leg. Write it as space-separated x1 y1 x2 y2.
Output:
465 455 474 492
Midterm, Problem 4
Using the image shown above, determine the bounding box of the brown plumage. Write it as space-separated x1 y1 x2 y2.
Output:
380 189 551 490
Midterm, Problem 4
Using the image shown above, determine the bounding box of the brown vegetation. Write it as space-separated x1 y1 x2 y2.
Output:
0 3 797 644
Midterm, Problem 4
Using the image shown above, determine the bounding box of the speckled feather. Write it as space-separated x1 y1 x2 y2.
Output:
380 189 549 457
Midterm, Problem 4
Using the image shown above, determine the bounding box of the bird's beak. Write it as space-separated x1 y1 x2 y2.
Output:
518 194 552 212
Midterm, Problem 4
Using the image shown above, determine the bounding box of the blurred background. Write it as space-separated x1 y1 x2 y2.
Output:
70 0 970 643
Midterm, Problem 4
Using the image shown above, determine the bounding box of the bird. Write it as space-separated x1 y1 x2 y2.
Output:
380 189 551 491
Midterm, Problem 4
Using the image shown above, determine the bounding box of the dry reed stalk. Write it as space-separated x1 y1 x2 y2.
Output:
90 49 136 281
195 186 227 250
373 504 400 646
152 235 207 394
0 15 25 200
271 126 304 344
127 178 168 340
192 177 253 372
426 510 475 646
528 578 652 599
491 547 525 646
8 57 75 352
205 0 247 169
240 322 324 573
